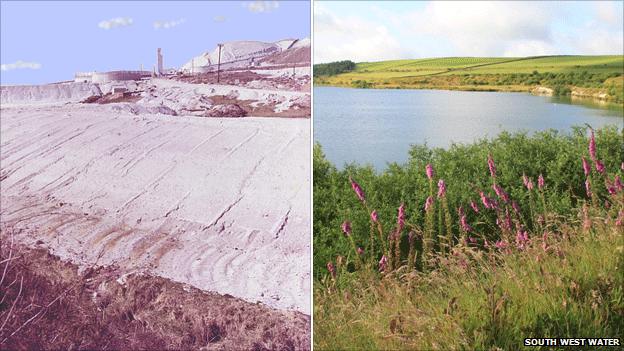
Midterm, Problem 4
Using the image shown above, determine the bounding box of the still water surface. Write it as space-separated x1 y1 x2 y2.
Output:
314 87 623 170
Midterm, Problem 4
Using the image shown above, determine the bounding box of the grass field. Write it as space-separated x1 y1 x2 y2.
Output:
314 55 624 102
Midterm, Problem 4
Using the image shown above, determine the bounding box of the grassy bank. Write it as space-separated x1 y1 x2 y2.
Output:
314 56 624 103
313 126 623 349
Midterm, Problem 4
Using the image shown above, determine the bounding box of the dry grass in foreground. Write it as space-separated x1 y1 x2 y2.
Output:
0 231 310 350
314 212 623 350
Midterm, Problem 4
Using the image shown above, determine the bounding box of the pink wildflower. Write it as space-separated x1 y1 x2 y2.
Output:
492 183 509 203
585 179 592 198
589 130 597 161
349 177 366 203
512 201 521 214
523 174 534 191
327 262 336 279
370 210 378 223
480 191 492 209
458 206 472 233
606 180 617 195
437 179 447 198
495 240 508 250
397 203 405 232
424 196 434 212
488 154 497 178
616 210 624 227
426 163 435 180
357 247 364 255
341 221 351 237
515 229 529 249
379 255 388 272
582 157 591 176
470 200 479 213
595 160 606 174
538 174 545 190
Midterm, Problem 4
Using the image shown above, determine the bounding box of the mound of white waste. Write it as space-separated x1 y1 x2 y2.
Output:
137 79 309 115
1 82 102 105
0 103 311 313
180 38 308 71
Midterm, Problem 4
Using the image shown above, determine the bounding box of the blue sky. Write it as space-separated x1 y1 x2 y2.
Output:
1 1 310 85
315 1 624 63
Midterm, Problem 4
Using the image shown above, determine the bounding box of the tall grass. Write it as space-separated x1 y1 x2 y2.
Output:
313 126 623 349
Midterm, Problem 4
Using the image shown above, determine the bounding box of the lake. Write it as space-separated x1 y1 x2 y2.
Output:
314 87 624 170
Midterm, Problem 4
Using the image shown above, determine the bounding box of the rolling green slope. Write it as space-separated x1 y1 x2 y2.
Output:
315 55 624 102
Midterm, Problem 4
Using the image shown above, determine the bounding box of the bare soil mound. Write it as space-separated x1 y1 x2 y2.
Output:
0 233 310 350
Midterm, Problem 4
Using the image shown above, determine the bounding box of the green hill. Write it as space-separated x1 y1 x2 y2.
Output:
314 55 624 103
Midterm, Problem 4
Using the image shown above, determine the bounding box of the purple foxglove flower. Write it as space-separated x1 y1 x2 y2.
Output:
357 247 364 255
426 163 435 180
538 174 545 190
370 210 378 223
349 177 366 203
341 221 352 237
480 191 492 209
492 183 509 203
470 200 479 213
616 210 624 227
425 196 434 212
585 179 592 198
437 179 447 198
379 255 388 272
488 154 497 178
589 130 597 161
495 240 508 249
327 262 336 279
606 180 617 195
522 174 533 190
582 157 591 176
458 206 472 232
595 160 606 174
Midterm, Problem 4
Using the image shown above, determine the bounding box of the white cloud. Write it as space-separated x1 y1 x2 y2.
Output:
594 1 620 26
245 1 279 13
1 60 42 71
98 17 133 30
153 18 186 30
404 1 554 57
314 4 408 63
503 40 557 57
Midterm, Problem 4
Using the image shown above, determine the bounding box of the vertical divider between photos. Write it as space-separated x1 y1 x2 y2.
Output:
309 0 315 349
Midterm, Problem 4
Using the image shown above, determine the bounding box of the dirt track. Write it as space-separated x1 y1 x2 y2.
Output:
0 103 310 314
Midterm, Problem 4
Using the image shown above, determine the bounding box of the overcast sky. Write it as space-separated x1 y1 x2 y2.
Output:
1 1 310 85
314 1 624 63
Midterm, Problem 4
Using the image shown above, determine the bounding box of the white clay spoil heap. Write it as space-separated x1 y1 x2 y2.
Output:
181 38 310 71
0 103 311 314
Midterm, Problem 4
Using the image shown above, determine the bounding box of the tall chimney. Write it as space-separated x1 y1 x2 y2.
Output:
157 48 164 76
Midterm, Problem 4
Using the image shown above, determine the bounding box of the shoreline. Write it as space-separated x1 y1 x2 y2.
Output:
313 83 624 108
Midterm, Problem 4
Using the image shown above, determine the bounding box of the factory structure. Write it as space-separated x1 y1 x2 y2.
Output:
74 48 172 84
73 38 310 83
